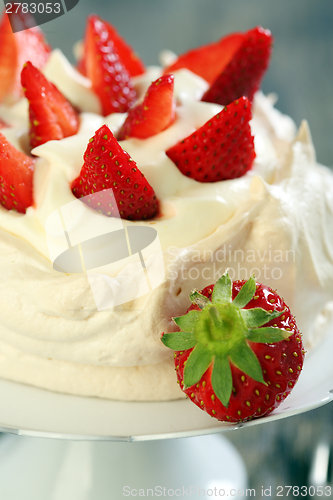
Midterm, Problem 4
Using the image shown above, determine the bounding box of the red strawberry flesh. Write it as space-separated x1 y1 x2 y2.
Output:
118 74 175 140
163 32 244 84
21 61 79 148
0 13 17 102
0 12 51 103
0 133 34 213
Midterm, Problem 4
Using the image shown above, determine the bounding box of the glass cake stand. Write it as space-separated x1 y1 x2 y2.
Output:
0 325 331 499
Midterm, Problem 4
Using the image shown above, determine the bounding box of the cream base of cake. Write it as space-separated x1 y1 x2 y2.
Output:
0 301 332 402
0 340 184 401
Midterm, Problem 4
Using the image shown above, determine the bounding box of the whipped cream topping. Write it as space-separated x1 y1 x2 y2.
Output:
0 50 332 400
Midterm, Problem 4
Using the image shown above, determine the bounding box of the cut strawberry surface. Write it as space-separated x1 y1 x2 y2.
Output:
0 132 34 213
71 124 158 221
21 61 79 148
161 272 304 423
0 14 17 103
82 15 137 116
163 32 244 84
0 12 51 103
166 96 255 182
202 26 273 106
118 74 175 140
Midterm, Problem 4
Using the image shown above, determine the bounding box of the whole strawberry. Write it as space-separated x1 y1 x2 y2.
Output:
71 124 158 221
161 272 305 422
166 96 255 182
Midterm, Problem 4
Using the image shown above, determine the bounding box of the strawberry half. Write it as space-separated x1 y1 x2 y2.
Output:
202 27 273 106
104 22 145 77
21 61 79 148
166 96 255 182
82 15 137 116
71 124 158 220
163 32 244 84
161 272 305 423
118 74 175 140
78 16 144 78
0 12 51 103
0 132 34 213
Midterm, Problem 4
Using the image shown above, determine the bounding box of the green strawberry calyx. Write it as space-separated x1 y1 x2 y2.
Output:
161 272 292 407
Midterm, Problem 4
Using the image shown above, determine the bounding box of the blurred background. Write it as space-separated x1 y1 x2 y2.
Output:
3 0 333 497
228 403 333 497
42 0 333 167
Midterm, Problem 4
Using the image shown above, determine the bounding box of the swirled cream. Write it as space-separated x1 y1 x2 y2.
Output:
0 50 332 401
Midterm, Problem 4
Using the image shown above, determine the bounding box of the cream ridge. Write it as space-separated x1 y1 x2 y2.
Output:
0 50 332 401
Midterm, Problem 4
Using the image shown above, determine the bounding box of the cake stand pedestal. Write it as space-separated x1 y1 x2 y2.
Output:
0 433 247 500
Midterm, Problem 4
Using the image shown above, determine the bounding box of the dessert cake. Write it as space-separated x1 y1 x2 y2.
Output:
0 13 332 402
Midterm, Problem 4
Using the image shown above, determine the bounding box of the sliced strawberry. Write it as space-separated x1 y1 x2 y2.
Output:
202 27 273 106
0 13 18 102
105 22 145 77
166 96 255 182
0 12 51 103
99 19 145 77
163 32 244 84
71 124 158 220
21 61 79 148
118 74 175 140
78 16 145 78
83 15 137 116
0 132 34 213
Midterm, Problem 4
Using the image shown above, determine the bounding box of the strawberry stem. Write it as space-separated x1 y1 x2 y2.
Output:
209 307 221 328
